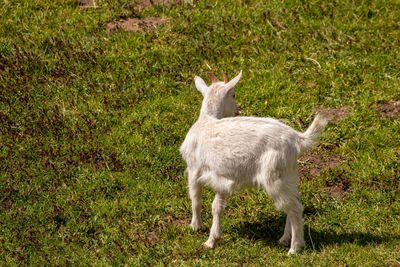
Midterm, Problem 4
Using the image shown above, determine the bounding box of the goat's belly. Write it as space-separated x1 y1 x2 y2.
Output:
197 171 255 194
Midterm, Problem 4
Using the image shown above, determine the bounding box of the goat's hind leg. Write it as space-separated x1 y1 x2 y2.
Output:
261 170 305 254
271 190 304 254
204 192 228 248
188 170 202 231
286 199 305 255
278 215 291 247
274 183 305 254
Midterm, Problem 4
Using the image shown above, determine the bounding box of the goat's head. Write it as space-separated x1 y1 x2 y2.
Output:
194 71 242 119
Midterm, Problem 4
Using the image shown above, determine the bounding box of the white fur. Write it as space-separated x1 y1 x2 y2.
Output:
180 71 328 254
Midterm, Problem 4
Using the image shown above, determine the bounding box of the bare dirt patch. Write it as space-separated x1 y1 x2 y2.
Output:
323 171 350 199
160 215 190 228
306 82 317 88
106 17 168 32
130 215 189 247
131 231 160 247
314 106 352 122
136 0 182 9
323 185 346 198
79 0 97 8
299 151 349 198
145 231 159 244
299 151 342 178
377 100 400 119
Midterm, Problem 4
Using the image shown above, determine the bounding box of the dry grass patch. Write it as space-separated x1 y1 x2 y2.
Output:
106 17 169 32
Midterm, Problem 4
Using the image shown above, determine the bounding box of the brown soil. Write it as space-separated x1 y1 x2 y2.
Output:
323 170 350 199
79 0 180 8
79 0 97 7
160 215 190 227
377 101 400 119
323 185 346 198
299 151 342 178
306 82 317 88
314 106 352 122
104 0 181 33
132 231 160 247
145 232 159 244
133 215 189 247
137 0 182 9
299 151 349 198
106 17 168 32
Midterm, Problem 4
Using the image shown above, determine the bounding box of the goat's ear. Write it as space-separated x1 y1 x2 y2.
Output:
194 76 208 96
223 70 242 94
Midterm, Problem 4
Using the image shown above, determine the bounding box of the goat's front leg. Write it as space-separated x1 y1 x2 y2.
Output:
204 193 228 248
189 176 202 231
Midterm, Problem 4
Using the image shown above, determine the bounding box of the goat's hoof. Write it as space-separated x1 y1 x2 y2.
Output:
278 236 290 247
190 221 202 231
203 239 216 249
287 243 304 255
287 248 298 255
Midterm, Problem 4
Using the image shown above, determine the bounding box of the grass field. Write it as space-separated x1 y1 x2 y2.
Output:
1 0 400 265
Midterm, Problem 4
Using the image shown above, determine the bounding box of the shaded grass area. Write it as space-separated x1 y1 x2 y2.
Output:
1 0 399 265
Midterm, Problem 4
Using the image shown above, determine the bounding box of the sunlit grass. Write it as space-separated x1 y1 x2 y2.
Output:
0 0 399 265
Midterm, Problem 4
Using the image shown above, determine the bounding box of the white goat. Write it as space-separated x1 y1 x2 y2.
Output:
180 71 328 254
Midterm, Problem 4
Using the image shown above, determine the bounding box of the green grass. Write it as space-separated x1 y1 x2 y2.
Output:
1 0 400 265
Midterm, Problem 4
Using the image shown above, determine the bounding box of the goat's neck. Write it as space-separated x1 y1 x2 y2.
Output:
199 104 222 120
197 112 219 122
198 111 220 120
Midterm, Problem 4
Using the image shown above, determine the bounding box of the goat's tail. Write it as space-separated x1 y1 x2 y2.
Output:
298 113 329 154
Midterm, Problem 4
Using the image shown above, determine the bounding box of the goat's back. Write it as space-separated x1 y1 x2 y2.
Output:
180 116 302 183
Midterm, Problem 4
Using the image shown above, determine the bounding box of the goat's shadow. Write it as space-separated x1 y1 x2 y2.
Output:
230 207 397 251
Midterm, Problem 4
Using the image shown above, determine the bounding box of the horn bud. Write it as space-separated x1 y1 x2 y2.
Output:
223 72 229 83
207 72 219 84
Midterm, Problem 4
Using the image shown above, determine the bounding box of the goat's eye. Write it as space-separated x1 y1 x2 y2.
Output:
233 93 235 98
